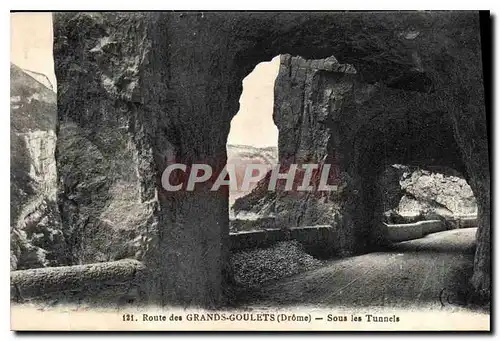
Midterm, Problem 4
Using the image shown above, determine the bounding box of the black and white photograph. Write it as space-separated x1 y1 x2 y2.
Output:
8 9 492 331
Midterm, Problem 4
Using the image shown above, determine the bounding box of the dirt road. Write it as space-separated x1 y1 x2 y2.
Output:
244 228 479 309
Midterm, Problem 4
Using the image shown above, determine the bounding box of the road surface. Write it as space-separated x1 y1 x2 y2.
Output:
243 228 480 309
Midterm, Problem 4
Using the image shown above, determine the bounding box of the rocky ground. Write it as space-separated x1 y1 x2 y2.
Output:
230 240 323 289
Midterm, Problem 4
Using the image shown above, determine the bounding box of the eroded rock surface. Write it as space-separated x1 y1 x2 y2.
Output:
53 13 159 269
397 167 477 217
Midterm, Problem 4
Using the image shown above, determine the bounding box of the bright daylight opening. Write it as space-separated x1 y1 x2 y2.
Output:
227 56 281 210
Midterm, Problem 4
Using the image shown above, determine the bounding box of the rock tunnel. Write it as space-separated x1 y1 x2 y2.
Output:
52 11 490 307
268 54 474 254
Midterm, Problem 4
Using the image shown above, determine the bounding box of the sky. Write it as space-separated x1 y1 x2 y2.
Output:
10 13 57 89
10 12 279 148
227 57 280 147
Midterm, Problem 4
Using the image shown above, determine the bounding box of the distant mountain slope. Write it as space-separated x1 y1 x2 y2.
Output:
21 69 55 92
226 144 278 207
10 63 67 270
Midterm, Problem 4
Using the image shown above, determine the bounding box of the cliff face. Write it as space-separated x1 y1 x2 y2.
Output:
53 13 162 303
10 64 66 270
52 11 490 306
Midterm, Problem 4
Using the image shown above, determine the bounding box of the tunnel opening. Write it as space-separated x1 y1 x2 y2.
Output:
226 56 280 216
229 54 352 233
227 50 484 301
349 105 480 249
226 54 348 291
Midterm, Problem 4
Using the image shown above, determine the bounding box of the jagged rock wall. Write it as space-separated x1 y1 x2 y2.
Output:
54 12 243 307
425 14 490 295
274 55 354 233
258 55 356 253
53 11 490 306
53 13 163 303
10 64 67 270
233 55 355 235
274 55 356 166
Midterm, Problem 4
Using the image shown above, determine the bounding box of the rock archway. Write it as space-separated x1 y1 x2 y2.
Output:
251 53 471 252
53 11 489 307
